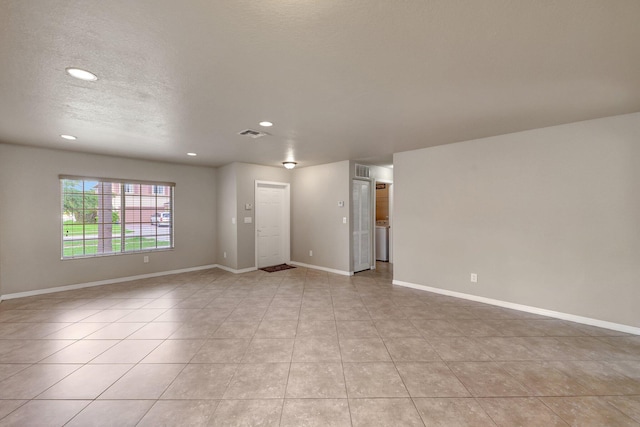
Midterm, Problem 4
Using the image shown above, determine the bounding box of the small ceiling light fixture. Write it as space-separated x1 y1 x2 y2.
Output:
60 134 77 140
259 121 273 127
65 67 98 81
282 161 297 169
187 152 197 156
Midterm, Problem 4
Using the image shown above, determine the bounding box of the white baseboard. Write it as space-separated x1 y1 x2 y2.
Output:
289 261 353 276
393 279 640 336
0 261 355 302
0 264 217 301
216 265 258 274
0 261 351 302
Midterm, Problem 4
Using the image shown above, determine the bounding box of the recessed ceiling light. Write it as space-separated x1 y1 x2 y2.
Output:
282 161 297 169
187 152 197 156
65 67 98 81
259 121 273 127
60 134 77 140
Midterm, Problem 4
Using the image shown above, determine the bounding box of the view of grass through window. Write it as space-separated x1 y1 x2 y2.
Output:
61 178 174 258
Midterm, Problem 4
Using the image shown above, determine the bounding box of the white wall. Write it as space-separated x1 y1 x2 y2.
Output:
394 113 640 328
292 161 351 273
0 144 217 296
369 165 393 183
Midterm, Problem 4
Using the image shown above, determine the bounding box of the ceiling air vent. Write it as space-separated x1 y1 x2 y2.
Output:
238 129 269 139
355 164 370 178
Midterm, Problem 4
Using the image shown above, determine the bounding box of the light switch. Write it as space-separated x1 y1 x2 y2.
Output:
343 217 347 224
244 217 252 224
232 217 236 225
245 203 253 210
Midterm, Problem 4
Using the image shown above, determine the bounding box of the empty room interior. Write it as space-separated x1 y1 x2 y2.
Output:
0 1 639 426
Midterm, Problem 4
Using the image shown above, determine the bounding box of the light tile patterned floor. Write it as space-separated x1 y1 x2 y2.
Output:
0 263 639 426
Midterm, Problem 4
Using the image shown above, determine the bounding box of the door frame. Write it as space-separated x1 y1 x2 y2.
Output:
254 180 291 268
374 179 393 265
352 177 374 273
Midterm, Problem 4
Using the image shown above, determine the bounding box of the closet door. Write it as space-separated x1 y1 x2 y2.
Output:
352 179 372 273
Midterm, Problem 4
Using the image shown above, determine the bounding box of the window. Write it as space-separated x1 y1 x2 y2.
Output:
61 177 174 259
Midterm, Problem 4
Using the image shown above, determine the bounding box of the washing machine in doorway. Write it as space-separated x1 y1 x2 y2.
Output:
375 226 389 261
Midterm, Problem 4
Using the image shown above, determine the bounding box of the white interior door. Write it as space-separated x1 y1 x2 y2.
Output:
256 181 290 268
352 179 372 272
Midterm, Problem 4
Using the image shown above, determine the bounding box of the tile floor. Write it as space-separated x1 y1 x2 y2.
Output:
0 263 639 426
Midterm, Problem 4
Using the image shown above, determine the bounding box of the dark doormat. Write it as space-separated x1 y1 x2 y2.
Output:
260 264 296 273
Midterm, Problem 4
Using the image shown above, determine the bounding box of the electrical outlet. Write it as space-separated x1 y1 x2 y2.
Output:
309 250 313 257
143 256 149 263
223 251 227 259
470 273 478 283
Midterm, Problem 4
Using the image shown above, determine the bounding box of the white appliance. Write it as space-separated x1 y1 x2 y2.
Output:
375 226 389 261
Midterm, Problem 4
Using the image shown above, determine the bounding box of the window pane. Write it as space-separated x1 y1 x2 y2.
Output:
112 238 122 252
127 208 142 224
124 236 142 252
157 238 171 248
63 240 84 257
156 196 170 209
84 239 98 255
62 178 173 258
124 183 137 194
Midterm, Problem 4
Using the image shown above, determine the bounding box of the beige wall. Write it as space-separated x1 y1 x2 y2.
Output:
0 144 217 296
215 162 290 270
292 161 351 273
235 163 291 270
216 163 238 269
394 113 640 328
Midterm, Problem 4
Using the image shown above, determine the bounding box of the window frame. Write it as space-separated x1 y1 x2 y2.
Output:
60 176 175 259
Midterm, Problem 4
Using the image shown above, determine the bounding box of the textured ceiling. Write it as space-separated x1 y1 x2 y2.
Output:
1 0 639 168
